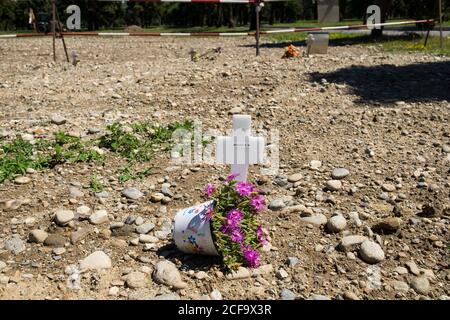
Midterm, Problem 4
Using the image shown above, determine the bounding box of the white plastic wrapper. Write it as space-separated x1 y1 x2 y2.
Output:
173 201 219 256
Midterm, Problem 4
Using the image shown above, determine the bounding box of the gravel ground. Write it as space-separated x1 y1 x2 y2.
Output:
0 36 449 300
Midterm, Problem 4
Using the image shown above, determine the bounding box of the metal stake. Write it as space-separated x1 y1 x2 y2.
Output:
255 0 262 56
52 0 56 62
439 0 443 50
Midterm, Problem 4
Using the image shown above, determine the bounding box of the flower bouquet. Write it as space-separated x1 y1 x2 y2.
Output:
282 44 301 59
173 174 267 269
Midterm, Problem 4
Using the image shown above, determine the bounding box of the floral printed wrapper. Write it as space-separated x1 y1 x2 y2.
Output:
173 200 219 256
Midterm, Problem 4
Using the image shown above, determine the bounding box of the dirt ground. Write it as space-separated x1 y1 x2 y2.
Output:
0 36 449 300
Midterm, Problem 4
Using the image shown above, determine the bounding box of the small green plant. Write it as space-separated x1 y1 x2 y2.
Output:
89 174 104 193
118 165 152 183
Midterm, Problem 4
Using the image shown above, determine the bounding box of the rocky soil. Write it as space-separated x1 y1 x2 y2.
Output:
0 36 449 300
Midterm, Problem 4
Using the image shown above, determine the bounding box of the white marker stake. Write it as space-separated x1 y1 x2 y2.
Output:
216 115 265 182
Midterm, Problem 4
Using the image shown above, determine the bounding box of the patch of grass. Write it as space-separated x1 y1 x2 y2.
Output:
118 165 152 183
89 174 104 193
0 132 103 184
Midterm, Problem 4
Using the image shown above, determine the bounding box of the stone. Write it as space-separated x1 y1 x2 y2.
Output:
29 229 48 243
5 234 25 255
442 144 450 153
372 217 402 234
410 277 430 295
331 168 349 180
391 281 409 292
76 205 91 218
0 261 6 272
89 210 109 225
405 261 421 276
53 247 66 255
382 184 396 192
136 222 155 234
109 287 119 296
54 209 75 226
153 261 187 289
226 267 251 280
44 234 67 247
210 289 223 300
268 198 285 211
126 271 147 289
299 214 327 226
326 215 347 233
287 173 302 183
69 186 84 198
14 176 31 184
150 193 164 202
276 268 289 279
395 267 408 275
135 217 144 226
359 240 385 264
348 212 362 227
139 234 159 243
151 293 180 300
286 257 299 267
339 235 368 252
325 180 342 191
343 291 359 300
280 288 296 300
122 187 143 200
307 294 331 300
112 225 135 237
79 251 112 270
51 114 67 125
70 228 92 244
310 160 322 169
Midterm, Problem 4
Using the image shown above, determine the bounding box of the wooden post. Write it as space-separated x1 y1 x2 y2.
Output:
52 0 56 62
255 0 261 56
439 0 443 50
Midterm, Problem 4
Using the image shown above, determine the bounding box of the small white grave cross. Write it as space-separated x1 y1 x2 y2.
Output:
216 115 265 182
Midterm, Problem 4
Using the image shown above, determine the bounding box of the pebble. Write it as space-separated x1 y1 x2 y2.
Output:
5 234 25 255
287 173 302 183
89 210 109 225
395 267 408 275
153 260 187 289
280 288 296 300
54 209 75 226
151 293 180 300
122 187 143 200
286 257 299 267
44 234 67 247
226 267 251 280
69 186 84 198
325 180 342 191
359 240 385 264
70 228 92 244
126 271 147 289
14 176 31 184
276 268 289 279
405 261 421 276
391 281 409 292
210 289 223 300
79 251 112 270
307 294 331 300
410 277 430 295
150 193 165 202
29 229 49 243
112 225 135 237
109 287 119 296
0 261 6 272
310 160 322 169
76 205 91 218
326 215 347 233
51 114 67 125
136 222 155 234
53 247 66 255
343 291 359 300
268 198 285 211
348 212 362 227
382 184 396 192
372 217 402 234
331 168 349 180
299 214 327 226
139 234 159 243
339 235 368 252
442 144 450 153
135 217 144 225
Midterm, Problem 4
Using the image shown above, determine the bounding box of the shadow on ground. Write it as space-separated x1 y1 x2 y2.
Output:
309 60 450 104
248 33 424 49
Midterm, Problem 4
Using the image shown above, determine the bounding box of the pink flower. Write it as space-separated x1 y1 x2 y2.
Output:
242 244 260 268
219 209 243 234
203 183 215 198
230 228 244 243
256 225 268 245
250 195 266 212
202 207 214 222
226 173 239 182
235 181 254 197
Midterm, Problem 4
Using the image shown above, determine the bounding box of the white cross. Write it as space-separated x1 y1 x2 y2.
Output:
216 115 265 182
